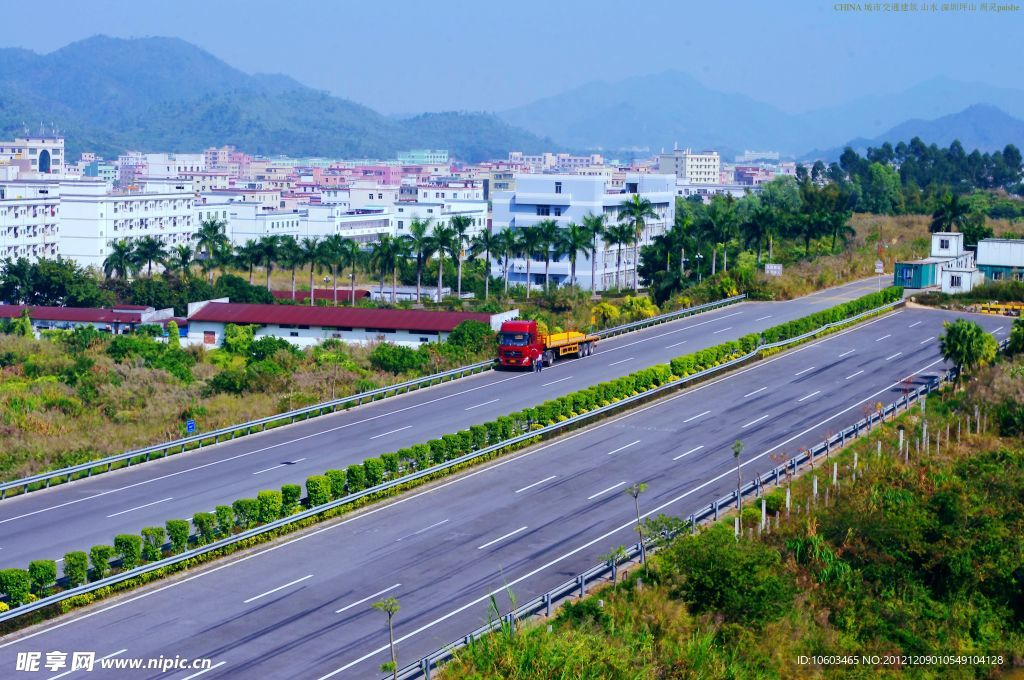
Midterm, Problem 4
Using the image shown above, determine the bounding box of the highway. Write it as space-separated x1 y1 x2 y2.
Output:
0 278 883 568
0 307 1006 679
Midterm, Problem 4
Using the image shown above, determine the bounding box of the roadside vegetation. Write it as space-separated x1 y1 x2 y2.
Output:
439 319 1024 679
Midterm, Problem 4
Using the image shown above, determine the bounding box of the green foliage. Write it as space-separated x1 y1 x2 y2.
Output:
363 457 385 486
0 257 111 307
1007 317 1024 355
28 559 57 595
325 469 347 500
232 498 260 529
215 505 234 537
89 545 115 581
939 318 998 380
281 485 301 515
140 527 166 561
256 490 283 524
223 323 256 356
114 534 143 570
446 320 495 354
369 342 427 374
305 475 331 507
192 512 218 545
0 568 32 605
166 320 180 348
62 551 89 588
346 464 367 493
165 519 190 554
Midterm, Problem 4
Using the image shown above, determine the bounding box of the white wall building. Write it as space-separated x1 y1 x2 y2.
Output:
0 180 61 261
657 149 721 185
393 200 488 238
0 137 65 175
491 173 675 290
144 153 207 178
59 179 196 269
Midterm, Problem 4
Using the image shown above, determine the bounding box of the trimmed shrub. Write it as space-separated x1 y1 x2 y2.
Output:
140 527 166 562
325 469 348 500
429 439 447 465
232 498 259 529
281 485 301 515
411 444 431 470
215 505 234 537
166 519 190 553
363 458 385 486
63 551 89 588
28 560 57 595
192 512 217 545
0 568 32 605
441 434 462 460
256 490 283 524
346 464 367 493
89 545 115 581
306 475 331 507
114 534 143 570
470 425 487 450
380 452 400 477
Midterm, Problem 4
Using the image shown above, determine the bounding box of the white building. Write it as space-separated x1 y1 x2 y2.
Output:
59 179 196 269
0 179 61 261
0 137 65 175
144 153 207 178
393 200 488 238
657 149 721 185
227 202 394 245
491 173 676 290
675 180 751 202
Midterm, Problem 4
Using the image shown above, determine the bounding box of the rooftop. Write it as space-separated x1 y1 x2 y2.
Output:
189 303 493 332
0 304 148 324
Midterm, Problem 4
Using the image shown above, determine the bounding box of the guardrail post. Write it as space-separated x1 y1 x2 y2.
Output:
714 499 720 521
422 657 430 680
578 574 586 596
689 514 696 535
544 592 552 617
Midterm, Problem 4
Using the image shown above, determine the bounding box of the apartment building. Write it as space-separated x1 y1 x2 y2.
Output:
656 148 720 185
397 150 449 165
491 173 675 290
0 179 61 261
0 137 65 175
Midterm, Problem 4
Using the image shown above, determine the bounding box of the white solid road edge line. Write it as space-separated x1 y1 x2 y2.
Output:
47 649 127 680
335 583 402 614
476 526 528 550
741 414 770 429
743 386 767 398
514 476 557 494
464 398 500 411
369 425 413 440
180 661 227 680
606 440 641 456
242 574 313 604
797 390 821 403
105 497 173 519
586 482 626 500
673 445 704 461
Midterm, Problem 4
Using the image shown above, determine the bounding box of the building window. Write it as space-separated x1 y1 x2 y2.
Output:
992 271 1003 281
554 181 562 194
553 207 562 217
950 275 962 288
536 205 550 216
289 331 299 337
940 238 949 249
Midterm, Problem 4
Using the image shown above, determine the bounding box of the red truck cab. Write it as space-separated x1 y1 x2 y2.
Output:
496 319 540 369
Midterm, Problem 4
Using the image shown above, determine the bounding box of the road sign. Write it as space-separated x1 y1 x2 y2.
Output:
764 263 783 277
874 260 884 274
186 419 196 434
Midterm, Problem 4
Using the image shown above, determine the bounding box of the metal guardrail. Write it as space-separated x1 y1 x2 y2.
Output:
0 295 746 499
0 296 893 625
392 329 1003 680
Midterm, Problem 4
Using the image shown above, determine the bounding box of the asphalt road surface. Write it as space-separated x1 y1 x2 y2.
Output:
0 305 1006 680
0 278 885 568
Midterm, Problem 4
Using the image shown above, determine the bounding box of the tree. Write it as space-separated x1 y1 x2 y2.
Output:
193 218 229 284
429 224 456 302
256 235 281 290
625 483 648 567
449 214 473 299
700 195 737 274
369 235 409 304
602 222 635 291
861 162 903 214
515 226 544 298
930 191 970 233
469 227 499 300
275 235 303 301
235 239 261 285
495 228 520 295
592 301 620 327
337 238 362 307
619 195 658 290
1008 318 1024 355
732 439 745 514
939 319 998 384
166 244 195 279
581 213 607 292
554 222 594 288
134 236 168 277
298 237 322 306
535 218 560 292
406 218 435 303
373 596 401 680
103 239 138 280
320 234 346 305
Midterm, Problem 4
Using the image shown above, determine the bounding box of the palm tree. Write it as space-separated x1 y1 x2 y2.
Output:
449 214 473 299
602 222 635 291
372 597 400 680
369 235 410 304
210 240 235 283
939 319 997 385
930 191 969 233
581 213 607 293
298 237 322 305
193 218 229 284
235 239 261 285
390 236 412 304
103 239 138 280
469 227 500 300
618 195 658 290
430 224 456 303
406 218 435 303
535 218 560 292
256 235 281 290
321 234 346 305
625 483 648 567
740 204 774 264
701 196 737 275
516 226 543 299
337 237 363 307
496 227 520 296
554 222 594 288
276 235 302 301
134 236 168 277
167 244 195 279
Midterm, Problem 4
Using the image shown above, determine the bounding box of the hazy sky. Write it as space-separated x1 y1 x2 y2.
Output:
3 0 1021 114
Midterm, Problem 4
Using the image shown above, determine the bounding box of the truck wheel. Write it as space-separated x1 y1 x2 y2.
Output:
582 342 591 357
544 350 554 367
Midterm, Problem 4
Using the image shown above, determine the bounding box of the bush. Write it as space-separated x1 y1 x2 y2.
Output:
0 568 32 605
28 560 57 595
63 551 89 588
215 505 234 537
363 457 385 486
256 490 283 524
446 320 495 354
306 475 331 507
381 452 400 477
346 464 367 492
89 545 115 581
319 469 347 499
114 534 143 570
281 484 301 515
208 367 249 394
369 343 427 374
192 512 218 545
166 519 190 553
232 498 260 529
140 527 166 562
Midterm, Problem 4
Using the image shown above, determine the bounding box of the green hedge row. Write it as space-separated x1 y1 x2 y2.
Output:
0 288 904 614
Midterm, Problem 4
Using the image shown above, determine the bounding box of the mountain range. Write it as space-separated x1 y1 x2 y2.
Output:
1 36 1022 163
0 36 555 162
